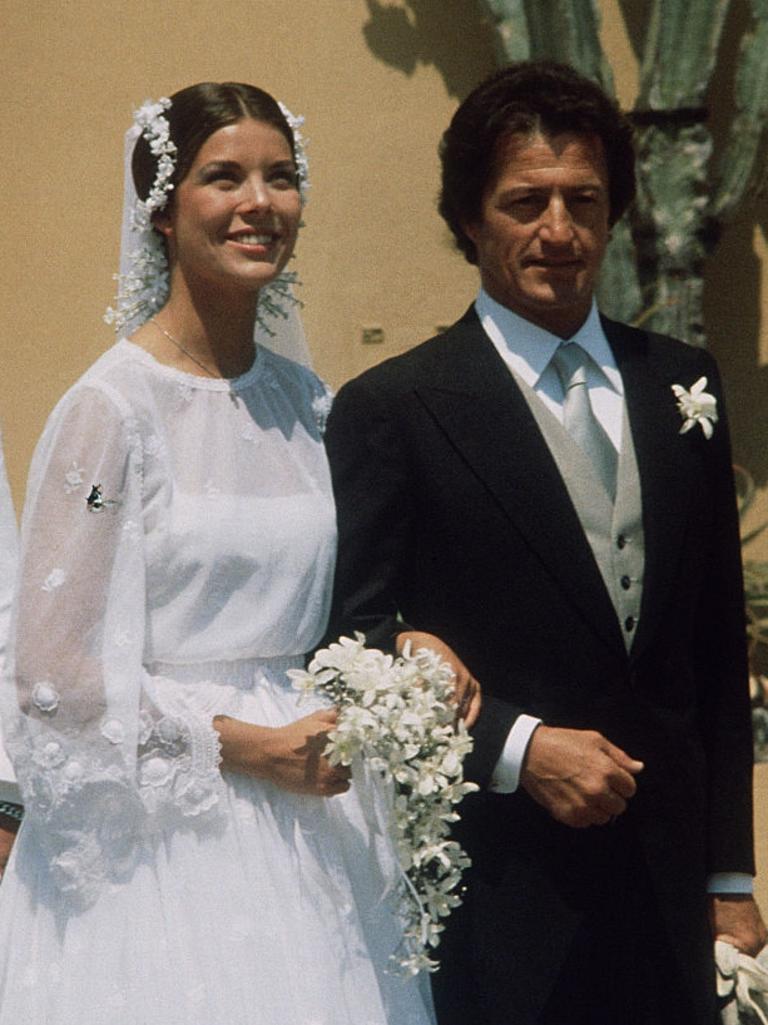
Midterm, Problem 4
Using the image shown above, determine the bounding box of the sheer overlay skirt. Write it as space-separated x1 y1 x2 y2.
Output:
0 657 435 1025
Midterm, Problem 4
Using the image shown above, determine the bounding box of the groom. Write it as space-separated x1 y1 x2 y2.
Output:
325 61 765 1024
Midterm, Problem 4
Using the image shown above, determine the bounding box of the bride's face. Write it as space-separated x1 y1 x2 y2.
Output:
157 117 301 295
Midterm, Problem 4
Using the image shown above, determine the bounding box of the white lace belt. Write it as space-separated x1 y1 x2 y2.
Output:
144 654 305 689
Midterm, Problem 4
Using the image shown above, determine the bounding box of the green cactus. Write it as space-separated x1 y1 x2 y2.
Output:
479 0 768 345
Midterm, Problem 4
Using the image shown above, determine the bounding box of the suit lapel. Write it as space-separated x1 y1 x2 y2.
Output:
416 311 625 656
603 318 696 660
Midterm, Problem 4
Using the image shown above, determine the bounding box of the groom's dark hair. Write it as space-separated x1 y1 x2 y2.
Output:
438 60 636 264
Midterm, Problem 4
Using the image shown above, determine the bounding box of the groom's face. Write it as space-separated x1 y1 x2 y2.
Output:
464 130 611 339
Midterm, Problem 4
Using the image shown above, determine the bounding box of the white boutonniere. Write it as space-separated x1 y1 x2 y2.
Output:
671 377 718 439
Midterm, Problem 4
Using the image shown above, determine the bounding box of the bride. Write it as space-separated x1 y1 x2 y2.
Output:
0 81 445 1024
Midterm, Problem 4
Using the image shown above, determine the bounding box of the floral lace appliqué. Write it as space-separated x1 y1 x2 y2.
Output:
240 422 263 446
32 682 60 713
42 568 67 592
64 462 86 494
113 626 133 648
122 519 141 543
143 433 164 458
101 717 126 745
137 711 223 819
32 735 67 769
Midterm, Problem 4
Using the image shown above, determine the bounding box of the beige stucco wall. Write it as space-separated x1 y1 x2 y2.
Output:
0 0 495 505
2 0 766 908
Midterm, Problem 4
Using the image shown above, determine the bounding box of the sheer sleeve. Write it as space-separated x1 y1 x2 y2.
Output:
0 428 19 801
3 383 223 904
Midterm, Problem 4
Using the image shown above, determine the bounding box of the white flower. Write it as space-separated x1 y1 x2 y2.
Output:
100 717 126 745
138 754 173 788
41 568 66 592
156 718 181 744
311 388 333 434
64 462 85 493
671 376 718 439
32 736 66 768
32 682 60 713
240 422 262 446
143 434 164 458
113 627 132 648
62 758 85 783
291 634 477 975
122 519 140 542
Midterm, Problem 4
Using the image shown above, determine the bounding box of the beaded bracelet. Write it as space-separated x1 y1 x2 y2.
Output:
0 802 23 823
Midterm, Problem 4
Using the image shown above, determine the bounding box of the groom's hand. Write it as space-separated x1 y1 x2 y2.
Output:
710 894 768 957
520 725 644 828
396 631 482 728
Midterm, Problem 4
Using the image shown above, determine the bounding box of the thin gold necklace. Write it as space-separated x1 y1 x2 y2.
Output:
150 317 218 378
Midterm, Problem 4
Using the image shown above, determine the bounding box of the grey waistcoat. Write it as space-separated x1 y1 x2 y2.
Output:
512 373 645 653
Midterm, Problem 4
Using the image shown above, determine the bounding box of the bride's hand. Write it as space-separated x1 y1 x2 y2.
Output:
396 631 482 728
214 710 350 797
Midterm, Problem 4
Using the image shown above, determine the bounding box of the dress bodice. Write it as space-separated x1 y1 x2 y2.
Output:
3 339 336 900
118 340 335 661
43 340 336 663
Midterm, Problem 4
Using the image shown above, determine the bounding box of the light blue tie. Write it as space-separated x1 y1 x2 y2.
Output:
551 342 617 501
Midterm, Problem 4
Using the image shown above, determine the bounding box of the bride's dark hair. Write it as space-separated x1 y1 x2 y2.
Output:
131 82 296 202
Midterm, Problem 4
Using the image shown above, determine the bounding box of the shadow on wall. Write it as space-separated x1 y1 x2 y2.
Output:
702 0 768 489
707 215 768 489
362 0 497 99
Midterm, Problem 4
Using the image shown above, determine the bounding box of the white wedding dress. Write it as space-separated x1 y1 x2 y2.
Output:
0 340 435 1025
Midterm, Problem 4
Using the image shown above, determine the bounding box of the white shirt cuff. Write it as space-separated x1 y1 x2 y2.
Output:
706 873 754 895
489 715 542 793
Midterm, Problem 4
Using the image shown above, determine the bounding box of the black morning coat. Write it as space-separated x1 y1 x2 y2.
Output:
324 306 755 1025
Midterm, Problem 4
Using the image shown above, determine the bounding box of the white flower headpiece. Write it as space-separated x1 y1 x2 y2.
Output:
104 95 310 335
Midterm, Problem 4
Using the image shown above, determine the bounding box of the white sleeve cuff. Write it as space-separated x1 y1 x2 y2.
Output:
489 715 542 793
706 872 754 894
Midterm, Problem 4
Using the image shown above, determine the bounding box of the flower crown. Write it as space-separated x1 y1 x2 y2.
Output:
104 96 309 335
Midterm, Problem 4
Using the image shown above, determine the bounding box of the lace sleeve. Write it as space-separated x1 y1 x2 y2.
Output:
0 428 18 670
0 428 19 799
3 384 222 904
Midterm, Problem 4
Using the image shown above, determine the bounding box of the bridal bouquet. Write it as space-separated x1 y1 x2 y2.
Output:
289 634 478 974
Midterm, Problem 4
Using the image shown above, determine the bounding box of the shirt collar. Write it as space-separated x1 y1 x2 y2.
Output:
475 288 623 395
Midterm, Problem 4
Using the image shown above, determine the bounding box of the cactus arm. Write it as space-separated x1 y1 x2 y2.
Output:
477 0 613 91
522 0 614 93
596 220 645 325
639 0 731 107
712 0 768 221
478 0 531 63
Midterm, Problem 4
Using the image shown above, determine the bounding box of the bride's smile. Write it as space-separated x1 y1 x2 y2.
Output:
157 118 301 296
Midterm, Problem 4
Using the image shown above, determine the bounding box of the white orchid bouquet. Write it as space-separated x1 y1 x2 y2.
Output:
289 633 478 974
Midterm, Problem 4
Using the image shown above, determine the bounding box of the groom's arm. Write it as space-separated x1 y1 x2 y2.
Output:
326 372 652 813
324 374 415 653
325 372 523 786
